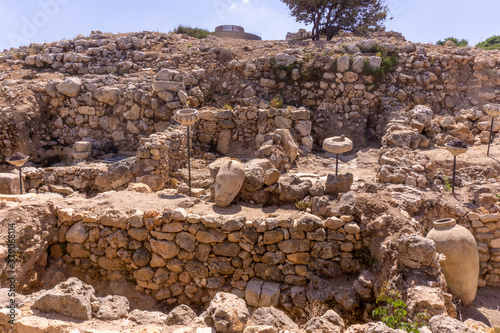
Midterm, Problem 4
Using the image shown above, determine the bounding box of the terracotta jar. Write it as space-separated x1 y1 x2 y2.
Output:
214 159 245 208
426 218 479 305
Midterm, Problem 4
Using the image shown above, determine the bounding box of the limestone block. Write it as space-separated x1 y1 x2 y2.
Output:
259 282 280 307
73 141 91 152
0 173 21 194
337 56 350 72
245 279 264 307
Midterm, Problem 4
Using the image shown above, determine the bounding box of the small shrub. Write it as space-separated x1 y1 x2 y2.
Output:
223 103 232 110
301 301 327 320
436 37 469 47
271 96 284 108
269 56 277 67
295 199 312 211
372 286 428 333
444 177 452 192
354 248 376 266
363 54 398 82
172 25 213 39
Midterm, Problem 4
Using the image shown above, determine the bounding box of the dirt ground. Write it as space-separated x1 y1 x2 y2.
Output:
461 287 500 328
2 143 500 329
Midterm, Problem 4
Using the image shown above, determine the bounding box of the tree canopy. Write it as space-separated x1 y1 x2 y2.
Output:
476 35 500 50
281 0 388 41
436 37 469 47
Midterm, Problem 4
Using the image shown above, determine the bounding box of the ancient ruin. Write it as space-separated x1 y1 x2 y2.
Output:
0 28 499 332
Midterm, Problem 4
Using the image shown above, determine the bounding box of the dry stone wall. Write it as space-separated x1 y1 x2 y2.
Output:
55 206 365 312
466 210 500 287
1 31 499 163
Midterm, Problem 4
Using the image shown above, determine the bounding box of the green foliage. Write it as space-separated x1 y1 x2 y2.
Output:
271 96 284 108
444 177 452 192
269 57 277 67
295 199 312 211
60 242 68 254
436 37 469 47
223 103 233 110
363 53 398 81
476 35 500 50
496 194 500 201
372 287 428 333
281 0 388 41
172 25 213 39
353 248 376 266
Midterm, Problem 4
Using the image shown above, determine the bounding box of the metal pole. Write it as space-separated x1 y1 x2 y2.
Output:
19 166 23 194
336 154 339 177
487 117 494 157
187 126 192 197
452 156 456 195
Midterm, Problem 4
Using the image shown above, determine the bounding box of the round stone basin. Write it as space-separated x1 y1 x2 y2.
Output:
7 157 29 167
484 103 500 117
174 108 200 126
445 144 468 157
323 136 353 154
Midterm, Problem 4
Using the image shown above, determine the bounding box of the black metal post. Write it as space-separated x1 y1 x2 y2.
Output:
452 156 456 195
19 166 23 194
487 117 495 157
187 126 192 197
336 154 339 177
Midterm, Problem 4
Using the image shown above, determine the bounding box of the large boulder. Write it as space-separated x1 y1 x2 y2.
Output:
382 129 429 149
242 163 265 192
32 278 96 320
304 310 345 333
214 159 245 208
429 315 478 333
95 157 139 190
275 129 299 164
396 233 436 268
56 77 81 97
345 322 402 332
325 173 353 195
247 307 298 331
95 295 129 320
206 292 250 333
165 304 197 326
128 309 168 325
406 286 447 317
93 86 120 105
277 175 312 203
410 105 433 132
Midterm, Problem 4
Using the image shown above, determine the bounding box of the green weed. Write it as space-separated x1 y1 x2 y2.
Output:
372 286 428 333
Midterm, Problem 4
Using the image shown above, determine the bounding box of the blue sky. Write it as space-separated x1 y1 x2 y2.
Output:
0 0 498 51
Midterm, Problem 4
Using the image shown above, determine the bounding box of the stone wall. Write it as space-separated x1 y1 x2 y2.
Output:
55 206 365 312
1 31 499 163
465 210 500 287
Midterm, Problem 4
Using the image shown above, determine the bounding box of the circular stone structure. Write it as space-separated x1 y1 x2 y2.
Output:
323 135 353 154
484 103 500 117
174 109 200 126
426 218 479 305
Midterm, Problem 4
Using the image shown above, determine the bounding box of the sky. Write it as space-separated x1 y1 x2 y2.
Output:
0 0 498 51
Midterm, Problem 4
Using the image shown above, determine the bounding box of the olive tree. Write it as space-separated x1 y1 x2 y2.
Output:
281 0 388 41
